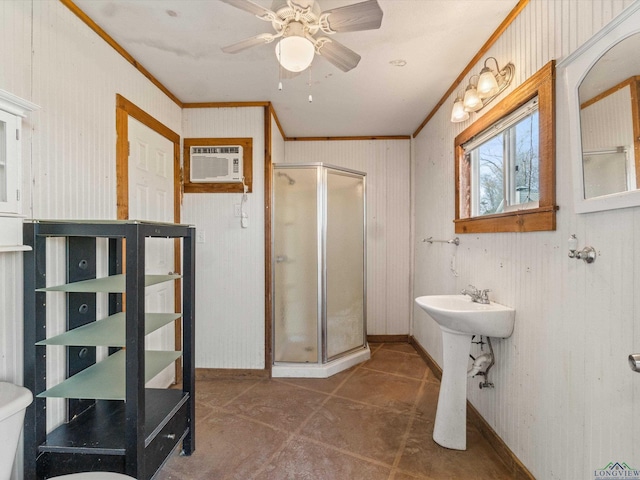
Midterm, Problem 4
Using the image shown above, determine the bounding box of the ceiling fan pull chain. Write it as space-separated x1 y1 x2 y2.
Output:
278 43 283 91
308 65 313 103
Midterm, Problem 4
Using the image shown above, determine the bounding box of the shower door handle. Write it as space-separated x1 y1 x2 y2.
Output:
629 354 640 372
275 255 288 263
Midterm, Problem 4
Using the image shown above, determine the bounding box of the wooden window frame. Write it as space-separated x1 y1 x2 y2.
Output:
454 60 557 233
183 137 253 194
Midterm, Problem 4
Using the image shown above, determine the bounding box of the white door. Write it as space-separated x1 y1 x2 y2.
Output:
128 117 176 388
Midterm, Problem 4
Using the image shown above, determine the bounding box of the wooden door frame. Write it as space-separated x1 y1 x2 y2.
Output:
115 94 183 381
264 105 273 376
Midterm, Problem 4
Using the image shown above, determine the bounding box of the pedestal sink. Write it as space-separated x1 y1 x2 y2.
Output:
415 295 515 450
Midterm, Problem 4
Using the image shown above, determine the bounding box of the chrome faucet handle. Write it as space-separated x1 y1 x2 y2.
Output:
480 289 491 303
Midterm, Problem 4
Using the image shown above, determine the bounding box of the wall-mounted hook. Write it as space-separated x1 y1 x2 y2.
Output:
568 234 596 264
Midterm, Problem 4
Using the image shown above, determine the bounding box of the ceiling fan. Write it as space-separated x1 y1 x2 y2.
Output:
220 0 384 73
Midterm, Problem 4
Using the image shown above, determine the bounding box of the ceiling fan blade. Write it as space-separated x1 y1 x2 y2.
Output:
222 33 275 54
319 0 383 33
271 0 316 14
315 37 361 72
219 0 277 21
287 0 316 10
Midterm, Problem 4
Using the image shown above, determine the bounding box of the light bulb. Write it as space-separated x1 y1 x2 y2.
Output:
275 35 315 73
463 84 483 112
450 97 469 123
477 67 500 98
568 234 578 252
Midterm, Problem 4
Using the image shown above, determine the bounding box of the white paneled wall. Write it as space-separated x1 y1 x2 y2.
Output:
0 253 25 384
412 1 639 479
284 140 411 335
1 1 639 479
271 117 285 164
0 2 182 478
181 107 266 369
0 0 182 381
30 1 181 220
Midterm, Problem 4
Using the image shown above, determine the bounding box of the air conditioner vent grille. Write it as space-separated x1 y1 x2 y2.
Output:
189 145 243 183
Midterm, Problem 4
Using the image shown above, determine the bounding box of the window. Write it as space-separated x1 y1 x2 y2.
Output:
455 61 556 233
466 98 539 216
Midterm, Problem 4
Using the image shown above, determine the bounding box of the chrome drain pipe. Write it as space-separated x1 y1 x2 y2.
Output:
469 336 496 389
477 337 495 389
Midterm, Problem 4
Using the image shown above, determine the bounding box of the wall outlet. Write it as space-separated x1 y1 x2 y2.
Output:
234 204 242 217
196 231 205 243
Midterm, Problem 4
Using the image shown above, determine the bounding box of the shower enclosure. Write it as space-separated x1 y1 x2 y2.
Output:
272 163 369 377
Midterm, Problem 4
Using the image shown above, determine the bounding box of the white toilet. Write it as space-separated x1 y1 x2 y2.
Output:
0 382 135 480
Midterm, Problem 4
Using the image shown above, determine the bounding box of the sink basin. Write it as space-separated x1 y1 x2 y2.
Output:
414 294 515 450
415 295 515 338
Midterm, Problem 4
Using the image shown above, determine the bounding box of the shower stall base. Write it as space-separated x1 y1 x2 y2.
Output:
272 346 370 378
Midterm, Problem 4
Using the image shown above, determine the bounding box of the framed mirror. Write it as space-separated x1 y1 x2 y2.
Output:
562 3 640 213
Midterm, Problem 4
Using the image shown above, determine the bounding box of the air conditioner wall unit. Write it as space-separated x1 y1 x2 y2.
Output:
189 145 243 183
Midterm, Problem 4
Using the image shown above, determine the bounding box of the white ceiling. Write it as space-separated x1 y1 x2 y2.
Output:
73 0 520 137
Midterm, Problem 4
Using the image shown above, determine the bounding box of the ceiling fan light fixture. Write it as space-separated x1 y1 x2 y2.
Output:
275 36 315 72
221 0 384 74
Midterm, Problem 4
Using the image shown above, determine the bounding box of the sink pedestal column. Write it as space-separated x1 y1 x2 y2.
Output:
433 328 473 450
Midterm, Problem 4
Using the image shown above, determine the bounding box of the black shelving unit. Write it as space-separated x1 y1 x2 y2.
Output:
23 220 195 480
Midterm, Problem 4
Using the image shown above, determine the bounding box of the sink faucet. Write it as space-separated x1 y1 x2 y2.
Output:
461 285 491 304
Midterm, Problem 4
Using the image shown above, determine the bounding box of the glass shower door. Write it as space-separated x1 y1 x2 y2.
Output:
325 169 365 360
273 168 319 363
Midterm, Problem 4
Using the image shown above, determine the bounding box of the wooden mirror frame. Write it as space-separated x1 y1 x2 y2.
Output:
454 60 557 233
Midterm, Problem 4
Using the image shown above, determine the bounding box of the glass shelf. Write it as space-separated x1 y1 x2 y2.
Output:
38 350 182 400
37 273 181 293
29 219 191 227
0 245 31 252
36 312 181 347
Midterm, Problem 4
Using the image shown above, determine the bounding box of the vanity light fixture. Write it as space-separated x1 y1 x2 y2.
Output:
568 234 597 264
450 57 515 123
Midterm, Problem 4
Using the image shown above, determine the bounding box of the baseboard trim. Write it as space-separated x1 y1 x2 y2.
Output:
409 336 442 382
409 336 535 480
466 402 534 478
367 334 409 343
195 368 270 380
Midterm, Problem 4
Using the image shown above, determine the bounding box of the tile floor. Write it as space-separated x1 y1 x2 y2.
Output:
157 343 519 479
